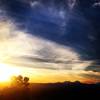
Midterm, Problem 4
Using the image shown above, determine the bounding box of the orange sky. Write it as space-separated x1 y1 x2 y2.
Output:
0 63 99 84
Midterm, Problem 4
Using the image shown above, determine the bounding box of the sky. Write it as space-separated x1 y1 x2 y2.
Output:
0 0 100 83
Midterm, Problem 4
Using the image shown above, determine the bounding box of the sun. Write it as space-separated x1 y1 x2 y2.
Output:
0 63 21 82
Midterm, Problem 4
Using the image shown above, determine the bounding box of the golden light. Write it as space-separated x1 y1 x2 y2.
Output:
0 63 21 82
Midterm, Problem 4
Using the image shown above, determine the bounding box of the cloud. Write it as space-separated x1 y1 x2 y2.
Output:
29 0 67 27
85 61 100 72
81 71 100 82
30 1 41 7
93 1 100 7
67 0 77 9
0 18 92 71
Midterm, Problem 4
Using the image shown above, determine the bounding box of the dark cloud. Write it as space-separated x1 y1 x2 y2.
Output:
85 61 100 72
16 56 86 64
81 73 100 81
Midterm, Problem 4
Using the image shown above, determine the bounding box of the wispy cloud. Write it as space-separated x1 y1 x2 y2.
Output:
67 0 77 9
93 1 100 7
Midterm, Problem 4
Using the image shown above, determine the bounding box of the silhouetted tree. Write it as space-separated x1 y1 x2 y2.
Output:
17 75 23 85
23 77 29 86
11 75 30 87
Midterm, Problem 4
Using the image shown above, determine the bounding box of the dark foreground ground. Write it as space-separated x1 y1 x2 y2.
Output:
0 82 100 100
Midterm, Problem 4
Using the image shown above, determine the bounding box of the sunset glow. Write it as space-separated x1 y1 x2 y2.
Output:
0 63 21 82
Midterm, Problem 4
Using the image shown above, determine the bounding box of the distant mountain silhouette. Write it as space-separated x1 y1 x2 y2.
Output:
0 81 100 100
